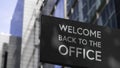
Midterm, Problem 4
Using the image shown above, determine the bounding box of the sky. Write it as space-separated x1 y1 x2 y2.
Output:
0 0 18 34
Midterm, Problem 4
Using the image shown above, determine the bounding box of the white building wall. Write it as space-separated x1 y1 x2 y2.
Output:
0 33 10 68
22 0 42 50
21 0 43 68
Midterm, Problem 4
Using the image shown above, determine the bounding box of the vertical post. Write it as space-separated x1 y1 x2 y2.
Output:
64 0 67 19
40 62 44 68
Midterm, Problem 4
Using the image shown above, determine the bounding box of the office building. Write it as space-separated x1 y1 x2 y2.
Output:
10 0 120 68
0 33 21 68
7 35 21 68
65 0 118 29
10 0 23 68
10 0 50 68
10 0 24 37
20 0 43 68
0 33 10 68
113 0 120 28
68 0 120 68
96 0 118 28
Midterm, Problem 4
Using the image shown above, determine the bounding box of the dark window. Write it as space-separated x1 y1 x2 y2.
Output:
68 1 79 21
111 14 117 28
97 16 103 26
73 2 79 21
82 0 87 6
101 12 106 24
3 52 8 68
107 0 115 15
88 0 95 9
67 0 74 13
83 4 88 21
101 7 109 24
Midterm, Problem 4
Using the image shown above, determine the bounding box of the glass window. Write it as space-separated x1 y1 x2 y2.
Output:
82 4 88 22
107 0 115 15
109 0 115 12
82 0 87 6
101 7 109 25
111 14 117 28
69 2 79 21
88 4 96 22
106 14 117 28
96 0 102 9
73 2 79 21
105 7 109 19
54 0 64 18
101 12 106 24
88 0 95 9
67 0 74 13
97 16 103 26
107 20 112 28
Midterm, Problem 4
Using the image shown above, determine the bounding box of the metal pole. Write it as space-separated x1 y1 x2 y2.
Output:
40 63 44 68
64 0 67 19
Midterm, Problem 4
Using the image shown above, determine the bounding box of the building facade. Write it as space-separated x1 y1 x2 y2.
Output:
20 0 43 68
7 35 21 68
114 0 120 28
10 0 120 68
10 0 24 37
10 0 23 68
0 33 10 68
0 33 21 68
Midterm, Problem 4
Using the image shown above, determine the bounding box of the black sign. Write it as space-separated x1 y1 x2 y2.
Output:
40 15 120 68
